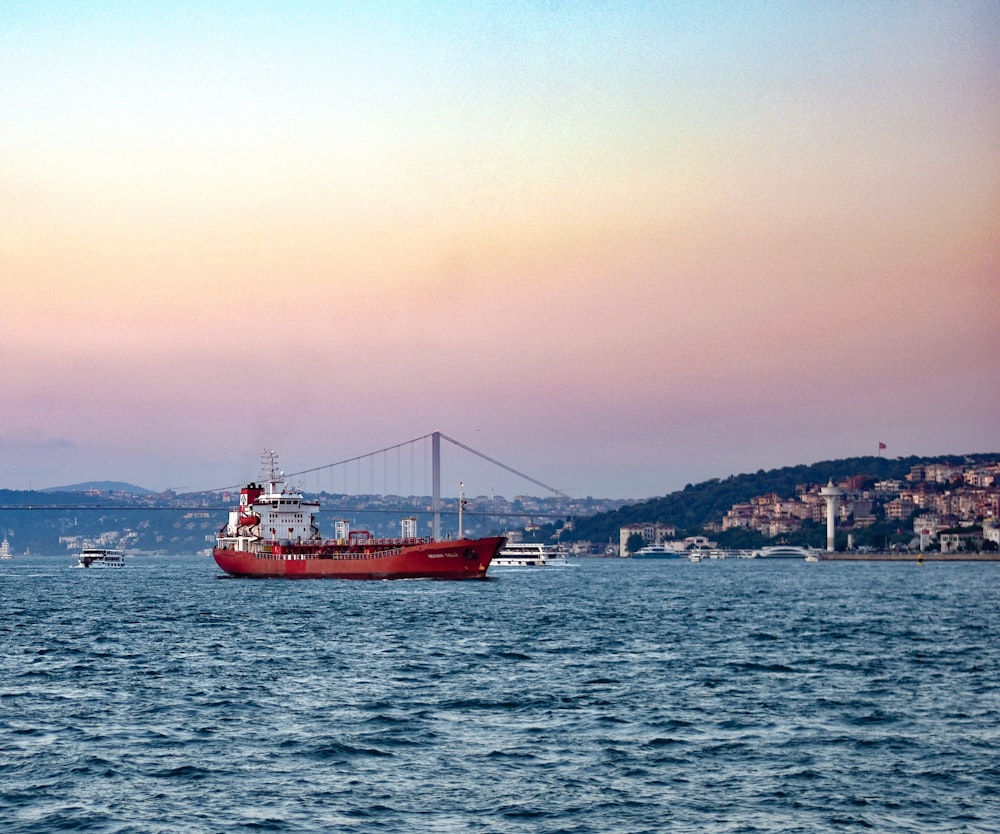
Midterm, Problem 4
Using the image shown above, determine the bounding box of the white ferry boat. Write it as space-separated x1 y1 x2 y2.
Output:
493 542 568 567
755 545 817 559
633 543 685 559
0 536 11 560
77 548 125 568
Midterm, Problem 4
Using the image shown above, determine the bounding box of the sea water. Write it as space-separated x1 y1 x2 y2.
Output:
1 555 997 833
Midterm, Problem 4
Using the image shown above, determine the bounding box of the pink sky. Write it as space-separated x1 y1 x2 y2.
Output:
2 2 998 498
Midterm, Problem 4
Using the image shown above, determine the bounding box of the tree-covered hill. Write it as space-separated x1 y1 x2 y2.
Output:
42 481 154 495
0 489 105 508
547 453 999 545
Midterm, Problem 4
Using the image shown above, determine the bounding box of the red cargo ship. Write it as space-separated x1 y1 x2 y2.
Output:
212 453 503 579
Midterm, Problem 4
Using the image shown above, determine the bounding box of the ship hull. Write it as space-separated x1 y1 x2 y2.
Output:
212 536 505 580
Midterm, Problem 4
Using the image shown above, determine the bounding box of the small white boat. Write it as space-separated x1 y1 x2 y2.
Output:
756 545 815 559
633 543 685 559
77 548 125 568
493 541 568 567
804 553 821 562
687 553 702 563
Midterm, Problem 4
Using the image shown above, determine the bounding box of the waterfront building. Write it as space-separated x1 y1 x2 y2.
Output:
618 522 677 557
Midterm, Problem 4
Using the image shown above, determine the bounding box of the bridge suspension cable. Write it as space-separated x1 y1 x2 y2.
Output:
279 431 566 540
436 433 569 499
285 433 434 482
283 431 566 499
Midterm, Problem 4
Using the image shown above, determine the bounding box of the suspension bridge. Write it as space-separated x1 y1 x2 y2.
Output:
1 432 575 538
257 431 569 540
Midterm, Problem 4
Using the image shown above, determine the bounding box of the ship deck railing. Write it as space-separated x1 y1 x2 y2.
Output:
216 536 439 561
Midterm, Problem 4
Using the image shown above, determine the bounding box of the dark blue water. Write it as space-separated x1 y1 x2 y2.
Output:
2 556 998 833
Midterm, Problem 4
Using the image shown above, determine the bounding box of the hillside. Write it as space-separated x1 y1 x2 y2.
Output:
43 481 154 495
547 453 999 546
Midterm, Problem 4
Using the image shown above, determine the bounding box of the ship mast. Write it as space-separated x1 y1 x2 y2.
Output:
261 450 283 493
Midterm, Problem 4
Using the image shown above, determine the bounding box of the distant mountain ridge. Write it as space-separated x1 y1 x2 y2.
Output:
42 480 154 495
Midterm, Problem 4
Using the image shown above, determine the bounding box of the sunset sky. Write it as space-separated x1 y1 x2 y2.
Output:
3 1 999 499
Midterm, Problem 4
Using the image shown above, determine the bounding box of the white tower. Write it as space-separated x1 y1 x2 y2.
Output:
819 480 843 553
401 517 417 539
334 519 350 542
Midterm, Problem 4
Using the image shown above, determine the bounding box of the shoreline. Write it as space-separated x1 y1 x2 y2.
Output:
587 552 1000 562
822 552 1000 562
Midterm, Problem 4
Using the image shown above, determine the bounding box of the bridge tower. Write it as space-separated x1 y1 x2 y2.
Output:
432 431 441 540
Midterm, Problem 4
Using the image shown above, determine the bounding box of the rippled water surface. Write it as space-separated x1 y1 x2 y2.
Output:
2 555 998 832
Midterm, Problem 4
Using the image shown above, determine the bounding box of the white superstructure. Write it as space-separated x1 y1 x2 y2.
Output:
219 452 321 552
